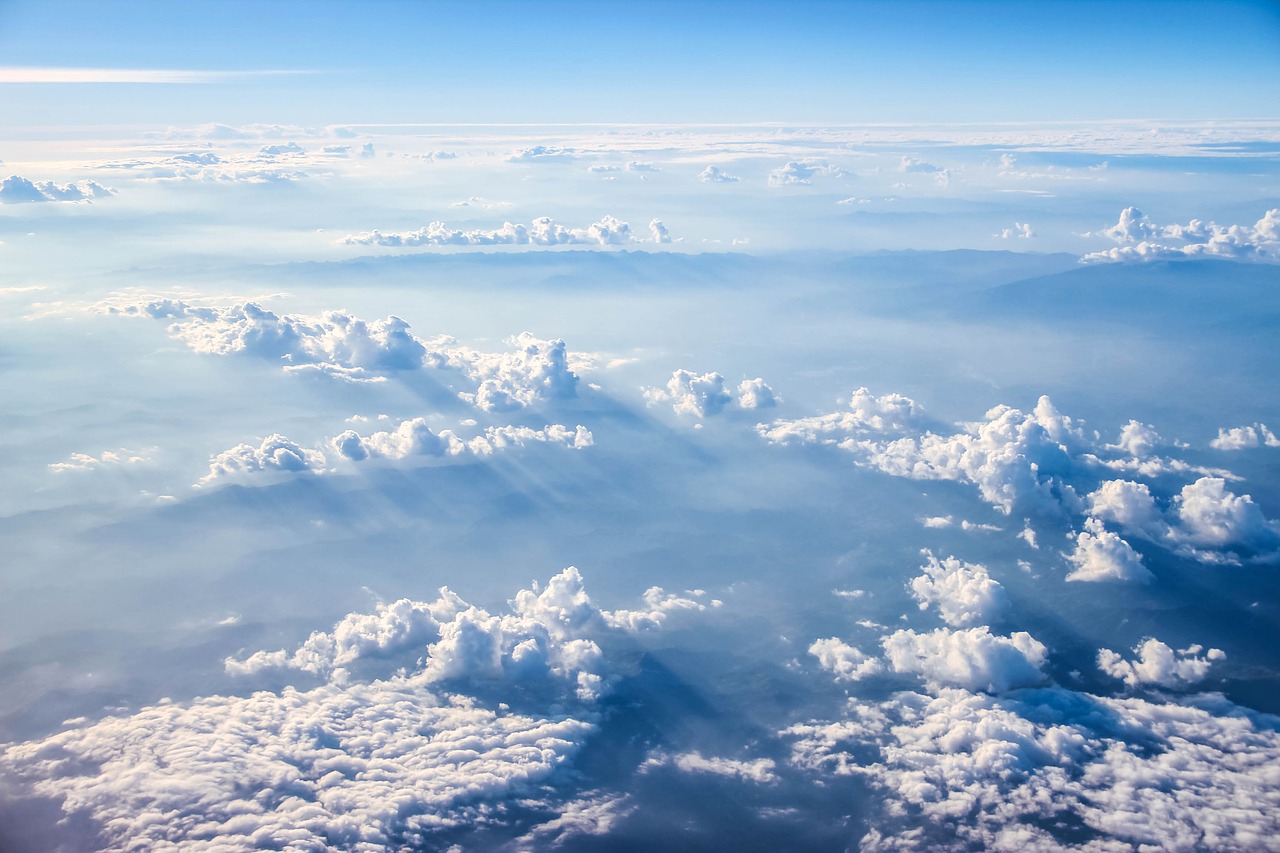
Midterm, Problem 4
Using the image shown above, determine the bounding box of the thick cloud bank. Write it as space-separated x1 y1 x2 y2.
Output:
2 569 704 849
786 687 1280 851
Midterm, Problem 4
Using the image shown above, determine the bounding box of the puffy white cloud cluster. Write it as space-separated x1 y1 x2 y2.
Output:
761 388 1280 567
897 156 951 186
341 214 667 248
641 751 778 784
1098 638 1225 689
201 434 326 484
1083 206 1280 262
599 587 721 632
1086 476 1279 564
505 145 578 162
107 301 583 412
767 160 847 186
909 551 1008 627
514 792 635 848
443 332 581 412
228 567 628 701
1212 423 1280 450
698 165 740 183
882 627 1047 693
1065 516 1153 583
809 637 882 682
644 370 778 417
762 392 1080 514
0 174 115 203
331 419 592 462
785 687 1280 851
996 222 1033 239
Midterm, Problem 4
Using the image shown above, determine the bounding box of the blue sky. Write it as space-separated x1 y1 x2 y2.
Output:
1 0 1278 124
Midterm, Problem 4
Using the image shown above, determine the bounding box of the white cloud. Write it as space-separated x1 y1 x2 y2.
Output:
810 637 883 682
106 301 583 413
1211 423 1280 450
735 377 778 409
648 218 671 244
1065 516 1152 583
1109 419 1165 458
201 434 326 484
881 626 1047 692
1083 207 1280 263
342 215 657 248
515 792 635 848
785 687 1280 851
767 160 847 187
908 551 1007 628
642 751 778 784
331 420 592 463
505 145 578 162
757 386 923 445
644 369 732 417
698 165 740 183
1170 477 1279 555
0 174 115 203
49 448 150 473
996 222 1033 239
449 196 513 209
601 587 721 632
1098 638 1225 689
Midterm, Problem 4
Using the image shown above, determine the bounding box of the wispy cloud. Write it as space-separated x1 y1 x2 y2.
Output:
0 67 310 84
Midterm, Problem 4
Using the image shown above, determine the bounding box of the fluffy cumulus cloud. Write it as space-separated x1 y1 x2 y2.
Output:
735 377 778 409
49 448 150 473
341 215 667 248
1211 423 1280 450
505 145 578 162
1065 516 1152 583
0 568 715 850
1098 638 1225 689
106 300 583 412
810 637 883 682
645 370 779 417
898 156 951 186
1083 206 1280 262
1086 476 1280 564
698 165 740 183
762 392 1082 515
767 160 847 186
0 174 115 203
881 626 1048 693
909 551 1008 627
201 434 326 484
784 687 1280 851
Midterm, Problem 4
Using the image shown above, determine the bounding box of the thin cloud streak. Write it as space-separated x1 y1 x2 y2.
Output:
0 67 312 84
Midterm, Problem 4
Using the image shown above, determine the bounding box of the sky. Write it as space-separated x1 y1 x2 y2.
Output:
1 0 1279 125
1 1 1279 851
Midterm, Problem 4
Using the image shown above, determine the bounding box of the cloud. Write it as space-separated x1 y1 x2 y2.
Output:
1083 207 1280 263
785 687 1280 851
505 145 578 162
1065 517 1152 583
641 751 778 784
996 222 1033 239
648 218 671 244
106 301 583 412
810 638 883 682
331 419 592 463
767 160 847 187
0 175 115 203
897 156 944 174
735 377 778 409
515 792 635 848
48 448 150 473
644 369 732 417
0 677 596 851
1211 423 1280 450
757 386 922 445
341 215 665 248
1098 638 1225 689
259 141 305 156
600 587 721 632
449 196 513 209
200 434 326 484
698 165 740 183
881 627 1048 692
908 551 1008 628
0 66 308 84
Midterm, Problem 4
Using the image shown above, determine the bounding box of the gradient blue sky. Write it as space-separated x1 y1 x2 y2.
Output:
1 0 1278 126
